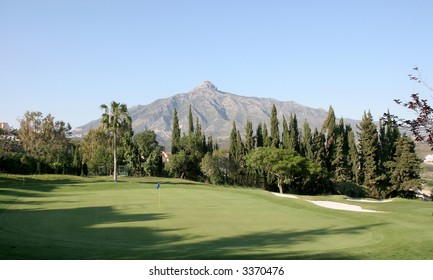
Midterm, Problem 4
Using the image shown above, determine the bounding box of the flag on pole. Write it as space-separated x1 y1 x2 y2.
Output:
156 182 161 210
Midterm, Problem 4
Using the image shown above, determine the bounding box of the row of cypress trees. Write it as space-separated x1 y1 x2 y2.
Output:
169 104 421 198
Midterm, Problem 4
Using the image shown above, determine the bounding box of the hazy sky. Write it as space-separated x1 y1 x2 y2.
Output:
1 0 432 128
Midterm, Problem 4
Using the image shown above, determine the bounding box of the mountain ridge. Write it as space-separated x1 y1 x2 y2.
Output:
72 81 359 148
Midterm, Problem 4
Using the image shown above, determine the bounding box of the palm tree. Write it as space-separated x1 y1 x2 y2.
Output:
100 101 132 182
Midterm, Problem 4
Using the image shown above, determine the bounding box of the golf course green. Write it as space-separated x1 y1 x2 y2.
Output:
0 174 432 259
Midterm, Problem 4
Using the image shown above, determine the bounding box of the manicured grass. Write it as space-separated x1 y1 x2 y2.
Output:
0 174 432 259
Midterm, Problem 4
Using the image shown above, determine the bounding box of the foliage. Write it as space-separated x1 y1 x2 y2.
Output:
18 111 72 174
393 67 433 148
357 111 381 198
79 126 113 175
134 130 164 176
171 108 181 154
166 106 216 181
200 150 229 185
247 147 308 194
100 101 132 181
335 182 368 198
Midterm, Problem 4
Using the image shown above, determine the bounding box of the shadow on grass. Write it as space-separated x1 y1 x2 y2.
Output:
0 201 386 260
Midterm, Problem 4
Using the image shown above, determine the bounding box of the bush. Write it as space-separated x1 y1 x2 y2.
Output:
335 182 368 198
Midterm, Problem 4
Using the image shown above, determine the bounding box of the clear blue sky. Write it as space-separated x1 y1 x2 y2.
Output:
1 0 432 129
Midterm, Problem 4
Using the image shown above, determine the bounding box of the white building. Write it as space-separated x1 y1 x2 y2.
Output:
424 154 433 164
0 122 12 132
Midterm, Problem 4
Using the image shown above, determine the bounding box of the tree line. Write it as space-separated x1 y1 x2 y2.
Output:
0 102 165 178
0 101 421 199
173 104 421 199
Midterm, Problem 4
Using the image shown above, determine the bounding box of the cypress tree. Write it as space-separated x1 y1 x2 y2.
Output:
245 120 254 152
379 111 401 165
312 128 327 169
288 113 300 153
256 123 264 148
281 115 290 149
229 121 238 162
357 111 380 198
322 106 336 171
347 126 360 183
270 104 280 148
332 132 348 183
188 105 194 135
301 120 314 161
236 131 245 162
263 123 271 147
331 118 349 182
388 134 421 196
171 108 181 154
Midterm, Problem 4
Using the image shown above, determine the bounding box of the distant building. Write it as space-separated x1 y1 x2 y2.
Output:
424 154 433 165
162 151 170 163
0 122 12 132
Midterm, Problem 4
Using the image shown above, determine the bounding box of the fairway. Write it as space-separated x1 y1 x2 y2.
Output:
0 175 432 259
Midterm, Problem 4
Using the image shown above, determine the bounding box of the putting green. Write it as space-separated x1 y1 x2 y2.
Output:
0 175 432 259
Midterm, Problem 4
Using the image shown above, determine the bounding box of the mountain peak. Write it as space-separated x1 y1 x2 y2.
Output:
193 80 218 91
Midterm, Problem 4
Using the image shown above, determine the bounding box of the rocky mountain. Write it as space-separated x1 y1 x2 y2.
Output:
72 81 359 148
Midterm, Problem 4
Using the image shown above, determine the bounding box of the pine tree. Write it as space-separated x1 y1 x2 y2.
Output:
322 106 336 171
331 118 349 182
263 123 271 147
301 120 314 161
245 120 254 152
256 123 264 148
270 104 280 148
281 115 290 149
379 111 401 165
288 113 300 153
188 105 194 136
332 133 348 183
388 134 421 196
171 108 181 154
347 126 360 183
357 111 380 198
312 128 327 169
236 131 245 162
229 121 238 162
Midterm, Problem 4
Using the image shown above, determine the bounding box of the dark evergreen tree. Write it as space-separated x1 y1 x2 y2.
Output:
312 128 327 169
245 120 254 152
322 106 336 172
288 113 300 153
347 126 360 183
357 111 381 198
332 132 349 183
171 108 181 154
301 120 314 161
270 104 280 148
229 121 238 162
256 123 264 148
263 123 271 147
188 105 194 136
281 115 290 149
387 134 422 197
331 118 349 183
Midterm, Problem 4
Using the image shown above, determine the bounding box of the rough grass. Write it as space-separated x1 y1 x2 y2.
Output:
0 174 432 260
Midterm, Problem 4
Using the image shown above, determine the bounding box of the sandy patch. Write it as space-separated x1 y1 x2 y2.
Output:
271 192 299 199
346 198 393 203
308 200 383 213
271 192 384 212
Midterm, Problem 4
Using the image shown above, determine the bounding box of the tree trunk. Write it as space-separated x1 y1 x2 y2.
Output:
113 132 118 182
278 178 283 194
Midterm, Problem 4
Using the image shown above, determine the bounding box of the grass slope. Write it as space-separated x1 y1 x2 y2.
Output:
0 174 432 260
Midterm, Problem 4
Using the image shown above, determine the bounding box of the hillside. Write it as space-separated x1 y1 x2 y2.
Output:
72 81 359 148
